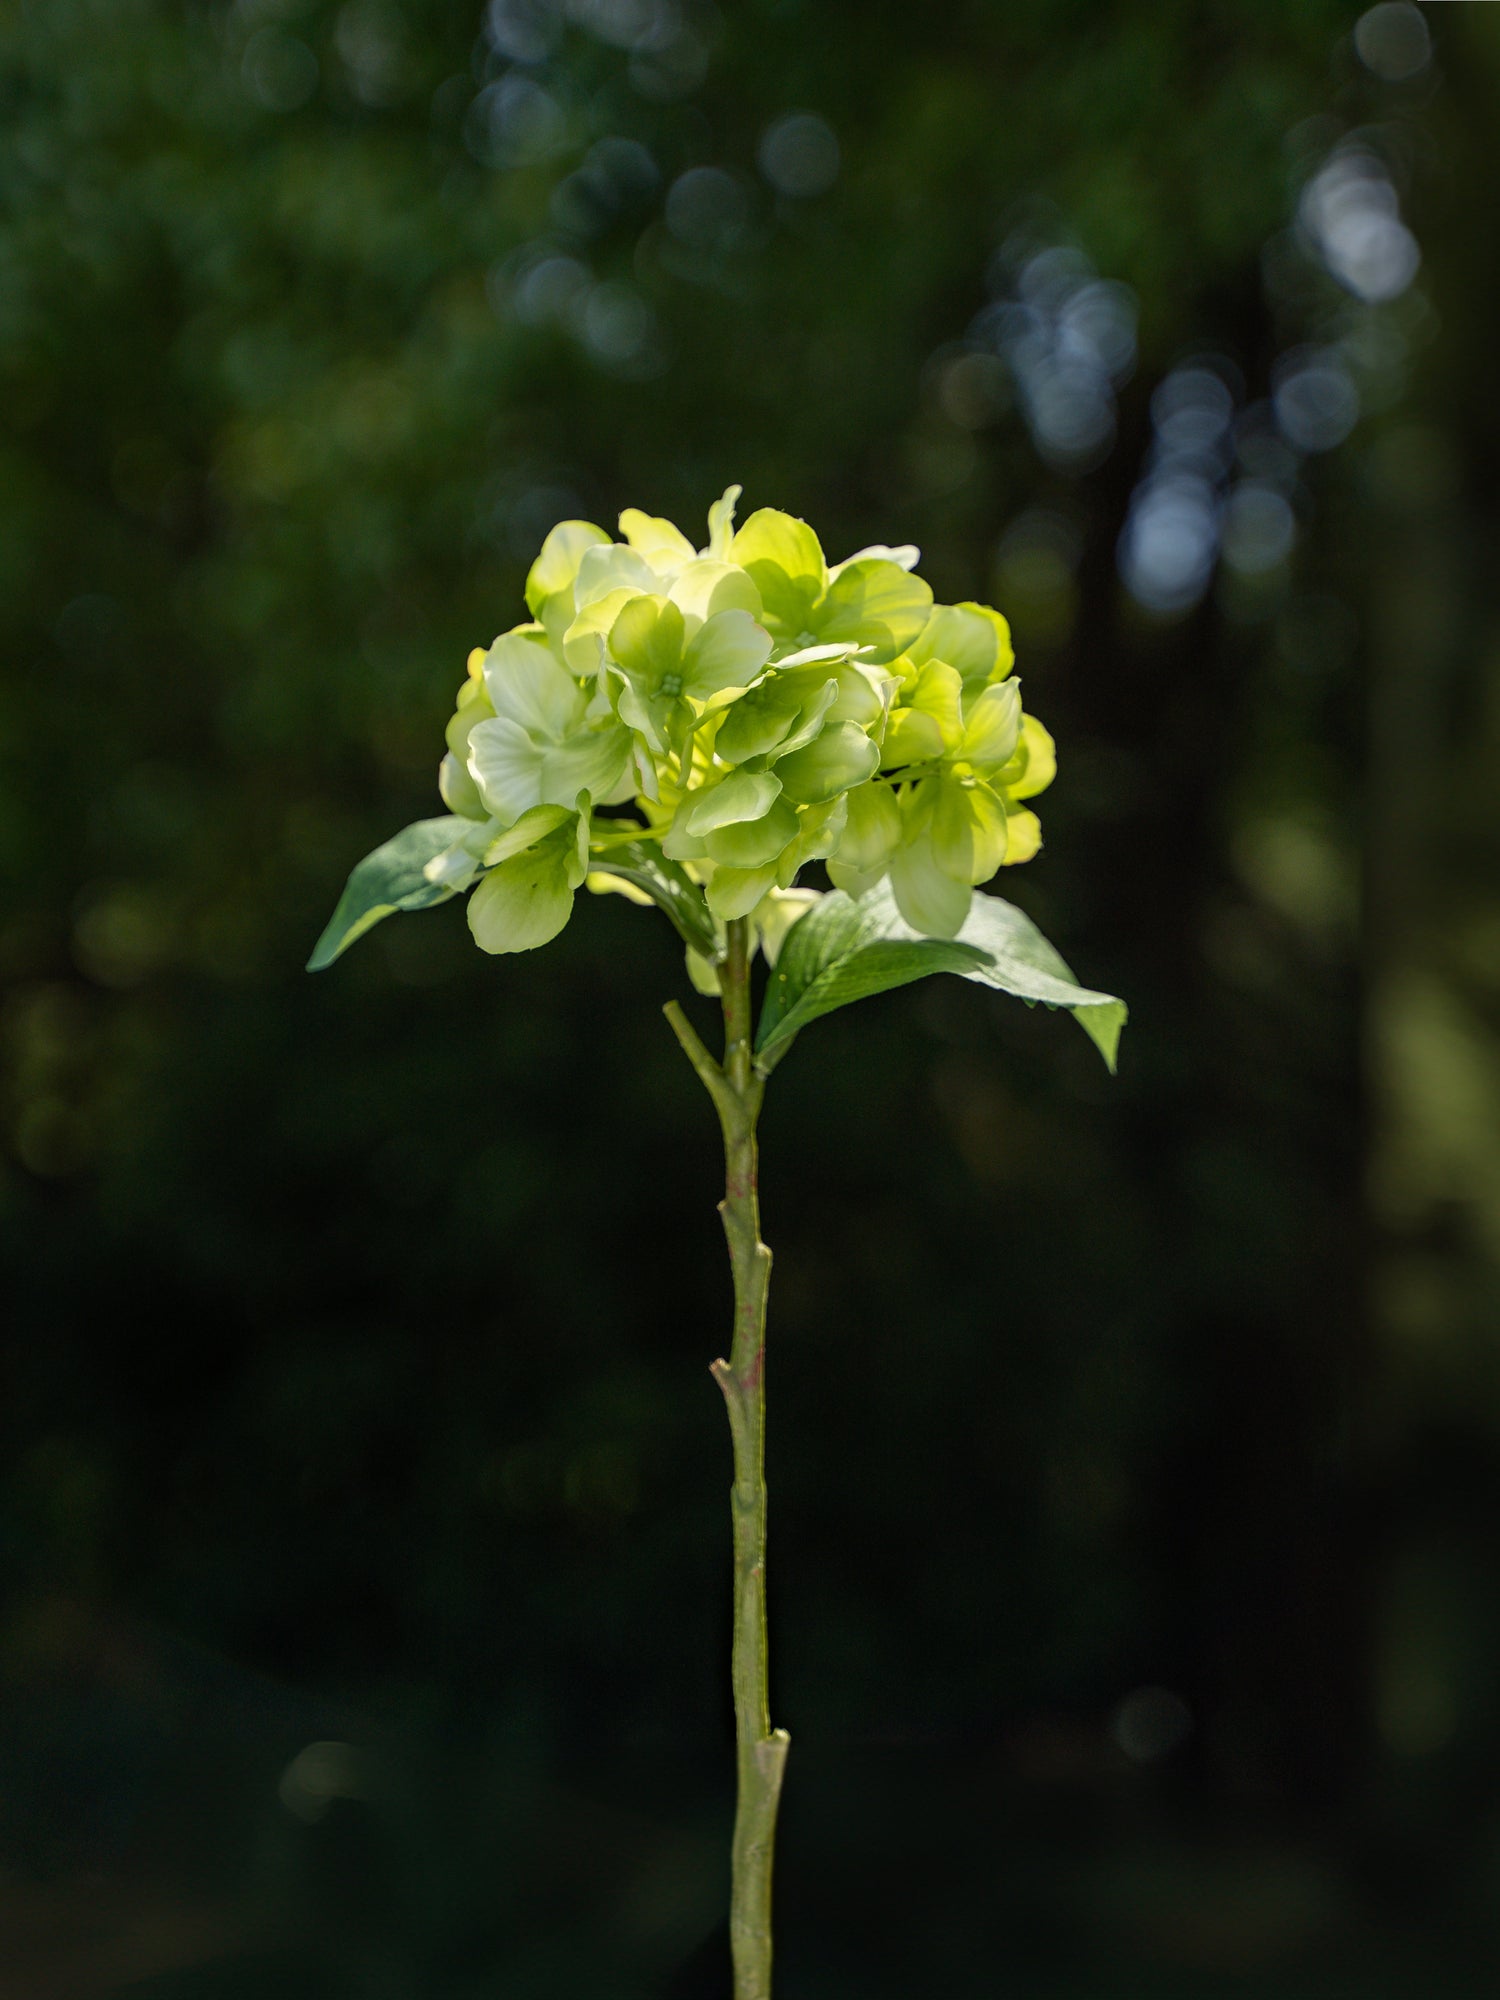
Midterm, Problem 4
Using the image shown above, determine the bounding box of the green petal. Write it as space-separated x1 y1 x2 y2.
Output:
683 608 773 696
706 861 781 919
1000 806 1042 864
774 719 880 805
610 594 685 684
831 542 921 573
881 705 947 766
881 660 965 766
615 678 672 757
444 675 496 760
888 836 974 937
704 796 800 869
525 520 611 641
958 679 1023 774
684 767 784 836
729 507 827 635
467 715 629 820
706 484 742 560
712 677 808 763
826 859 889 899
834 778 902 872
618 508 696 573
483 801 574 864
562 586 646 677
467 815 586 955
573 541 658 610
1000 712 1056 801
482 630 585 739
815 557 933 661
767 673 839 757
466 717 546 821
927 776 1008 884
669 558 762 625
909 602 1007 686
439 750 488 820
684 944 722 995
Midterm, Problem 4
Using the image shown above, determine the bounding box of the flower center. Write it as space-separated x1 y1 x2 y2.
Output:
660 672 684 698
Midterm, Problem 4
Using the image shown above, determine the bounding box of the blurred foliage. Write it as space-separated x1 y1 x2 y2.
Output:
3 0 1500 1994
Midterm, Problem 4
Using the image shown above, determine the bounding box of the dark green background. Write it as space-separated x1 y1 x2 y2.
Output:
4 1 1500 1993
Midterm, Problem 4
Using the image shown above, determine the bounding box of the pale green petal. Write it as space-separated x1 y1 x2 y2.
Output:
704 796 800 869
439 750 488 820
467 717 548 822
908 659 965 742
683 608 773 697
706 861 781 919
767 674 839 757
444 675 496 760
609 594 685 684
615 677 672 757
618 508 696 574
830 542 921 574
684 767 784 836
772 640 865 669
909 602 1005 685
563 586 646 677
574 542 658 610
1000 807 1042 864
525 520 610 639
888 837 974 937
881 706 944 766
421 839 483 891
482 629 585 738
729 508 827 634
824 661 894 730
928 777 1008 884
712 678 807 764
827 858 889 899
660 807 708 862
1001 713 1056 801
777 793 847 877
958 678 1023 775
483 801 574 864
469 706 626 818
963 601 1015 682
684 944 722 995
534 725 631 811
705 483 742 560
585 868 655 906
713 671 832 764
467 821 583 955
834 779 902 872
816 557 933 661
668 558 762 625
774 719 880 805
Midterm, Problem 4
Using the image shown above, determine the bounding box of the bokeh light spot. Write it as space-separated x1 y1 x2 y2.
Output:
1354 3 1431 84
758 113 840 199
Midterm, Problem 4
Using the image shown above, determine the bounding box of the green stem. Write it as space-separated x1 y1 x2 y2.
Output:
663 916 788 2000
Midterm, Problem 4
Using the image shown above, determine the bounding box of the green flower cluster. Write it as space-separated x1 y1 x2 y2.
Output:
418 488 1054 967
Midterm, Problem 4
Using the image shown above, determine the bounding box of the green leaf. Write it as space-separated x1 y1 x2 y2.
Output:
951 889 1127 1071
586 839 720 958
755 883 1126 1071
307 816 470 971
755 890 990 1066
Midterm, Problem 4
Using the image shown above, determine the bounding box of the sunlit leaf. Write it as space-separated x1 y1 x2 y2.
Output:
307 817 471 971
756 883 1126 1071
